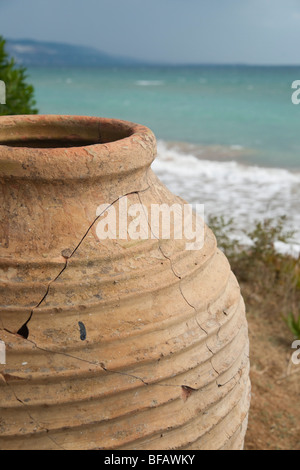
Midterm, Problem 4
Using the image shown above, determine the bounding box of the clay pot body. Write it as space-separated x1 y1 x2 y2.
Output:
0 116 250 450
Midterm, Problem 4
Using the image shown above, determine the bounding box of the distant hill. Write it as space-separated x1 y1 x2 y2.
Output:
6 39 143 67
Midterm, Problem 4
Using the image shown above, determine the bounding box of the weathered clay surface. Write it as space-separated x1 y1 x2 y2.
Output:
0 115 250 450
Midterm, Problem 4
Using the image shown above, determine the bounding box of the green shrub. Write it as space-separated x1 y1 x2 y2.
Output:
207 215 240 258
283 311 300 340
208 214 297 279
245 216 295 262
0 36 38 115
208 214 300 337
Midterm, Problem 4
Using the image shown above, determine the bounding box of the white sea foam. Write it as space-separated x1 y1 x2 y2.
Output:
153 140 300 254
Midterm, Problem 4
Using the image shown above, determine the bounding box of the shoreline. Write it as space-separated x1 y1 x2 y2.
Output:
157 140 300 172
153 140 300 253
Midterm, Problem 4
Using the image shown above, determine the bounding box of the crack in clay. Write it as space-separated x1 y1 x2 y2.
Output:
5 178 208 421
136 189 222 391
217 375 237 388
181 385 197 402
136 189 226 396
16 186 150 339
17 263 68 339
4 380 65 450
16 336 196 393
217 362 246 389
137 191 209 339
140 173 219 343
206 342 220 378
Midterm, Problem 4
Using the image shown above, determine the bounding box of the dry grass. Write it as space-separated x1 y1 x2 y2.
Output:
242 282 300 450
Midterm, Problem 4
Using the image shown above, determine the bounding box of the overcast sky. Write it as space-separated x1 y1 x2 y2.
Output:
0 0 300 65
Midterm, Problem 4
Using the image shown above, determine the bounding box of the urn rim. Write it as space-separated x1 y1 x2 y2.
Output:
0 115 156 180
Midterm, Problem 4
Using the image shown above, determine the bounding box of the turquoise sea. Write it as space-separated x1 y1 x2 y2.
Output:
29 65 300 168
28 66 300 250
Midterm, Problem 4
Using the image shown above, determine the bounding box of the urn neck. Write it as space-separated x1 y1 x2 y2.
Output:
0 115 156 181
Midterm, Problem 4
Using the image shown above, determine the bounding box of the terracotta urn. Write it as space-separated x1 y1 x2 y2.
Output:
0 115 250 450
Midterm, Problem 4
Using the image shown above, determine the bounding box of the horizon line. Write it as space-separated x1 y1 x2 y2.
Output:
6 37 300 68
